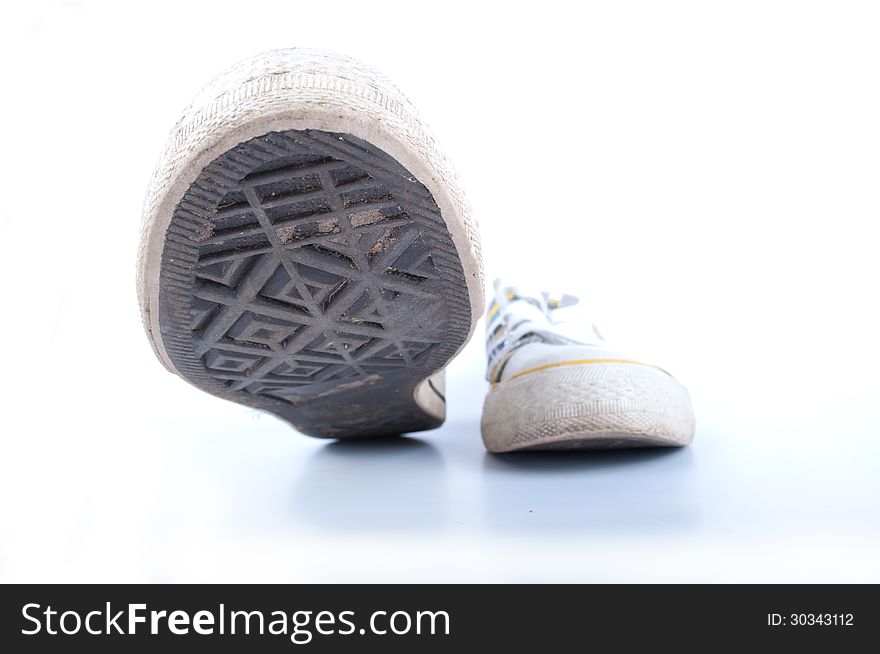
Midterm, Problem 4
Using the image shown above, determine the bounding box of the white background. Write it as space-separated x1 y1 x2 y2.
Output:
1 0 878 582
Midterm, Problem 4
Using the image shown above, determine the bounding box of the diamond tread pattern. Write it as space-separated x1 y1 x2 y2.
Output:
158 129 470 437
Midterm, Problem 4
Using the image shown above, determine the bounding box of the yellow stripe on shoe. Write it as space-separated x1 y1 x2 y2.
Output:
494 358 664 386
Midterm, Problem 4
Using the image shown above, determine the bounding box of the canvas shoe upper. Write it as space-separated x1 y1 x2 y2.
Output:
481 280 695 452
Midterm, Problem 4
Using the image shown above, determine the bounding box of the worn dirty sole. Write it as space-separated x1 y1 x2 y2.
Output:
157 129 471 437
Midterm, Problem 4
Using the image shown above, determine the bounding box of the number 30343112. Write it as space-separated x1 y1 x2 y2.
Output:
768 613 854 626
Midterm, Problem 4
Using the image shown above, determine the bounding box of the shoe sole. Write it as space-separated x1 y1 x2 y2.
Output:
481 363 695 452
137 50 484 438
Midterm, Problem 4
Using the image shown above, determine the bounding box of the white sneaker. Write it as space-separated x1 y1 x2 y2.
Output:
481 281 695 452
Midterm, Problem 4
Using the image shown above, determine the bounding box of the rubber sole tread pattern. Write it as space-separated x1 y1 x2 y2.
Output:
157 129 470 437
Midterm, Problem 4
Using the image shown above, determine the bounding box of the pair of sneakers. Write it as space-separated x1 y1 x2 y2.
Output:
138 49 694 453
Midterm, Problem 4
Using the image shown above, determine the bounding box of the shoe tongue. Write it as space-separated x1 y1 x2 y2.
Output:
498 282 582 314
500 283 550 313
494 279 592 322
546 292 580 312
493 280 603 344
